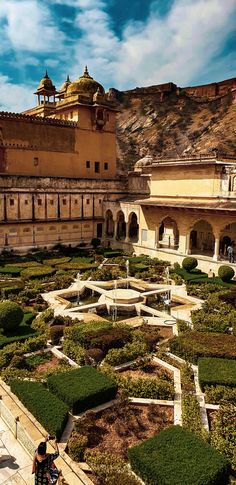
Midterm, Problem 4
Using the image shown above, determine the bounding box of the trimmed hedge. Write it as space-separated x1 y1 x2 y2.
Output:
0 266 22 276
64 321 113 346
198 357 236 391
169 332 236 364
1 286 22 297
103 251 122 258
56 262 99 272
43 257 71 266
10 380 69 439
47 366 118 413
128 425 230 485
21 266 56 279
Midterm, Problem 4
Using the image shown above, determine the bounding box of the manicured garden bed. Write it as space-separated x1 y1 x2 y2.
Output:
169 331 236 363
68 401 173 462
47 366 118 413
10 379 69 439
198 357 236 390
128 425 230 485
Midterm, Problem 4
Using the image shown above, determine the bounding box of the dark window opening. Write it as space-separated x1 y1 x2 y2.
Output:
95 161 100 173
104 162 108 170
86 160 90 168
10 199 14 206
62 199 67 205
38 199 42 206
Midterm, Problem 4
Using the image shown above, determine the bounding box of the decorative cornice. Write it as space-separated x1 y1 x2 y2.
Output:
0 111 78 128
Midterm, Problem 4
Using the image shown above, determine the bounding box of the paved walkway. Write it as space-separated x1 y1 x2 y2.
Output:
0 418 33 485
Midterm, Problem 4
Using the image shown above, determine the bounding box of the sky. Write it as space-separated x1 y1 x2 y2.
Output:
0 0 235 112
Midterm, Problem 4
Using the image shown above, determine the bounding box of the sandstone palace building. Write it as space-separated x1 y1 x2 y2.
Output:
1 68 236 272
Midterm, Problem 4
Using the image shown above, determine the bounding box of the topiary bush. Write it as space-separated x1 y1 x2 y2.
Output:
0 301 24 332
21 266 56 279
91 238 101 249
182 257 198 272
218 265 235 282
47 366 118 414
128 425 230 485
50 325 65 345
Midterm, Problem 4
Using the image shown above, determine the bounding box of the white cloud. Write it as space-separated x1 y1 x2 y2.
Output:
0 0 64 53
0 75 34 112
0 0 236 113
67 0 236 89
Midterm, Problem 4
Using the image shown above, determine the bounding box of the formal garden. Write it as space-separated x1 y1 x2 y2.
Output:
0 244 236 485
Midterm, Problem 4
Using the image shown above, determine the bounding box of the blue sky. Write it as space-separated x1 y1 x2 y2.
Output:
0 0 235 112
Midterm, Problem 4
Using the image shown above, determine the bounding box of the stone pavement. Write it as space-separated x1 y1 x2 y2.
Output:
0 417 33 485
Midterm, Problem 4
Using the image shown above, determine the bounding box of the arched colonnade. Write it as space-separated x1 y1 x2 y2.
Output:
104 209 139 243
104 208 236 262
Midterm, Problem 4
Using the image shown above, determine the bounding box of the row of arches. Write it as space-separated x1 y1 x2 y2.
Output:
105 209 236 260
105 210 139 242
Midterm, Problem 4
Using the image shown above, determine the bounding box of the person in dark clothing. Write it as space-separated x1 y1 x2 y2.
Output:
32 435 59 485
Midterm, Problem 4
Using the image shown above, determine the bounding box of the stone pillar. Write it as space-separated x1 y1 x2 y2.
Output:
125 222 130 243
185 232 191 255
114 220 118 240
213 237 220 261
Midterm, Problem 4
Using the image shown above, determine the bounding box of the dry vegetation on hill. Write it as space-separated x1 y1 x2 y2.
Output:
115 86 236 169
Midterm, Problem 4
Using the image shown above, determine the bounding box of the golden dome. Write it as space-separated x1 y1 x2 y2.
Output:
36 70 56 93
59 75 71 94
67 66 105 98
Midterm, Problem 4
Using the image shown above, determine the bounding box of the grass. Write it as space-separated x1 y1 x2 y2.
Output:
25 351 53 369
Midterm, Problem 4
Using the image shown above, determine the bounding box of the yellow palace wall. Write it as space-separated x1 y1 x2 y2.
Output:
150 164 222 197
0 112 117 179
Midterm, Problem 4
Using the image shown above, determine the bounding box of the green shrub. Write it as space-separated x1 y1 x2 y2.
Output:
56 262 99 271
205 385 236 404
0 266 22 276
182 257 198 271
91 238 101 249
6 261 41 268
67 433 88 461
104 251 122 258
169 332 236 364
21 266 56 279
50 325 65 345
191 308 233 333
1 286 22 298
85 450 141 485
64 321 113 348
182 393 206 439
116 375 174 400
10 380 69 439
218 265 235 282
42 257 71 266
0 301 24 331
128 425 230 485
47 366 118 413
62 341 86 365
198 357 236 390
104 340 148 366
210 404 236 469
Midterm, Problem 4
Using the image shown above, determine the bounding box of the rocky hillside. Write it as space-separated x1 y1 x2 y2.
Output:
114 81 236 170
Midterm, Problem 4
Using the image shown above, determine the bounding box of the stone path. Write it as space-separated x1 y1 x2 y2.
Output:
0 418 32 485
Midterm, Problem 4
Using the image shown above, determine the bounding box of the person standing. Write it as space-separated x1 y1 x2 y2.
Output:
227 244 234 263
32 435 59 485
